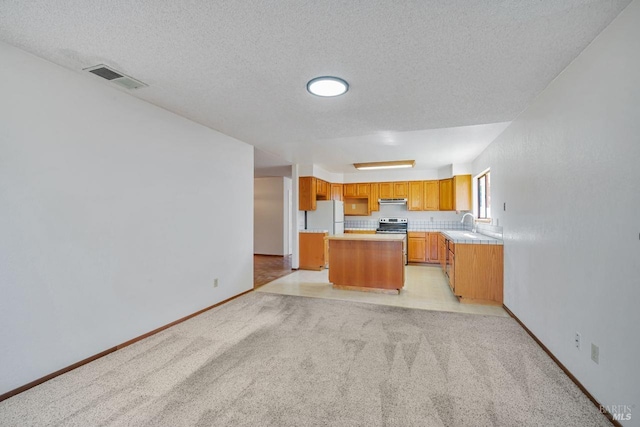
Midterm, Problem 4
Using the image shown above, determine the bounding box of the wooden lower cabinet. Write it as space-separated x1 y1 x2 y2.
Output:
429 233 440 262
408 232 440 264
299 232 328 270
439 233 446 272
408 233 427 262
450 243 503 304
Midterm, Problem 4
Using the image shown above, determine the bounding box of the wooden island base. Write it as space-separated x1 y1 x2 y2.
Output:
332 284 400 295
327 234 405 292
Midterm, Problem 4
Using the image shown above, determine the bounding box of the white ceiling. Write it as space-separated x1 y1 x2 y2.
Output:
0 0 631 174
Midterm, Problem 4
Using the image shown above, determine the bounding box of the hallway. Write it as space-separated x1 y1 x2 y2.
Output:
253 254 293 288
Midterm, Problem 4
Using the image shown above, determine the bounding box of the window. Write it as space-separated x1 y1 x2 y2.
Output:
477 170 491 219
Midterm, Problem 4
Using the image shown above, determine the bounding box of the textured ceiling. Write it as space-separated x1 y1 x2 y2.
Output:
0 0 631 173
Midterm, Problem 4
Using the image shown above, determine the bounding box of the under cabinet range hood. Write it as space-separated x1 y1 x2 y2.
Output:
378 198 408 205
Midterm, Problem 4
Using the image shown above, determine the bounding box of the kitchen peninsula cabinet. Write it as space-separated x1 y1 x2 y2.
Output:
299 231 328 270
453 244 503 304
440 231 504 304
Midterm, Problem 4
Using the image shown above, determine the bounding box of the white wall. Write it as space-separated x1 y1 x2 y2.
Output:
0 42 254 395
472 1 640 423
254 177 291 255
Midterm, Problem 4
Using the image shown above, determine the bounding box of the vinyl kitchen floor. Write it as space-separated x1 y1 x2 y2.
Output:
256 264 508 317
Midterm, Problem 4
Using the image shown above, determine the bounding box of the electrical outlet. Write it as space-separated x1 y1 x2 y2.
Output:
214 278 218 288
591 343 599 364
575 332 581 349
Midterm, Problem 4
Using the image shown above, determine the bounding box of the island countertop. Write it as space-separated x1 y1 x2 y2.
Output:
326 233 405 242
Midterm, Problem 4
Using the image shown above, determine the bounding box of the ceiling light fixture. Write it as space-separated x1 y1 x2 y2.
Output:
307 76 349 97
353 160 416 170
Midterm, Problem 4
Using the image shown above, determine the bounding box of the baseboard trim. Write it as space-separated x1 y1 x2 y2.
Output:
503 304 620 427
0 289 253 403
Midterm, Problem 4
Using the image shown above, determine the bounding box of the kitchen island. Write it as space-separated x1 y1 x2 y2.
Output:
326 234 405 294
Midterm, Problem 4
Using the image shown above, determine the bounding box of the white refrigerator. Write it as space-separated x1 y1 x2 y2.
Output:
306 200 344 235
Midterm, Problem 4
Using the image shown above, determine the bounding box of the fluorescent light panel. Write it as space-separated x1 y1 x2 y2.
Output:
353 160 415 170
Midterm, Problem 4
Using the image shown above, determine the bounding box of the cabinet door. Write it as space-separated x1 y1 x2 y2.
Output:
408 237 427 262
299 232 327 270
429 233 440 262
449 250 455 291
369 183 379 212
343 184 357 197
439 235 446 272
439 179 453 211
378 182 394 199
316 179 328 198
330 183 343 201
299 177 317 211
356 183 370 197
423 180 440 210
453 175 472 211
393 182 408 198
407 181 423 211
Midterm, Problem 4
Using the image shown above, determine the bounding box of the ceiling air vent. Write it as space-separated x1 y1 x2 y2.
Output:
84 64 147 90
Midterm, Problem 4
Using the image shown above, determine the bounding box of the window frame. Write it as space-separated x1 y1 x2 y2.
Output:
476 169 491 220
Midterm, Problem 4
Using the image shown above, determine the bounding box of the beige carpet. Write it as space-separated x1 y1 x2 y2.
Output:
0 292 610 426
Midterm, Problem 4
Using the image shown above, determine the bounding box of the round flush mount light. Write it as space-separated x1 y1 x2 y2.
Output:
306 76 349 97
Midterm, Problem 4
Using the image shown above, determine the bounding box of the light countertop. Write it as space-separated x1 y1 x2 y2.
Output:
326 233 405 242
439 230 503 245
299 229 329 234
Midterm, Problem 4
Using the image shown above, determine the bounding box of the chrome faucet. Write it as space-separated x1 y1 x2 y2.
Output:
461 213 476 232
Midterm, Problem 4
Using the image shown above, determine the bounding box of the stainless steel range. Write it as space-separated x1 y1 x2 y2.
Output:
376 218 408 265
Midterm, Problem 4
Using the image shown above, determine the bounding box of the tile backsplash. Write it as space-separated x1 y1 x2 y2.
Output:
344 218 504 240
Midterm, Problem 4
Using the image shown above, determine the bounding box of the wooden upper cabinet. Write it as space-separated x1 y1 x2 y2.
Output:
356 183 370 197
299 177 317 211
369 183 379 212
407 181 424 211
330 183 343 201
393 182 408 198
423 180 439 210
379 182 408 198
439 178 454 211
316 179 329 199
378 182 393 199
343 183 357 197
453 174 472 211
